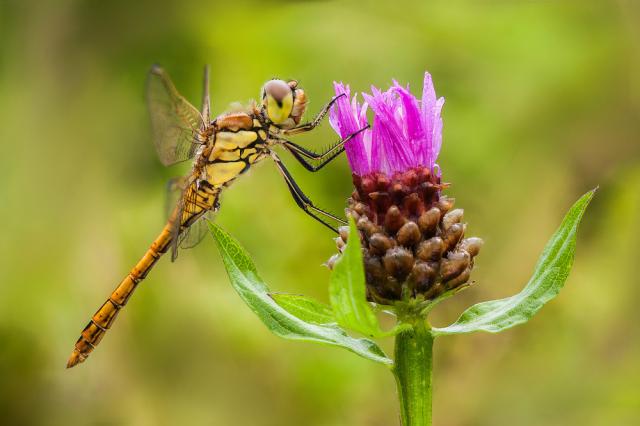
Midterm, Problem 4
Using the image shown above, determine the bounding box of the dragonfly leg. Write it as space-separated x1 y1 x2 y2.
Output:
280 93 346 136
270 152 347 232
280 125 369 172
201 65 211 125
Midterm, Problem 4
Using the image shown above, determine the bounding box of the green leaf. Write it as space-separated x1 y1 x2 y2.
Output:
208 222 392 365
329 217 384 337
433 189 596 336
270 294 335 325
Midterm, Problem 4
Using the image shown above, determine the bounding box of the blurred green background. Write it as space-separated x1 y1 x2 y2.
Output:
1 1 639 425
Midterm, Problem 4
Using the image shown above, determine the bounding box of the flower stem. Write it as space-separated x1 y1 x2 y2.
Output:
392 320 434 426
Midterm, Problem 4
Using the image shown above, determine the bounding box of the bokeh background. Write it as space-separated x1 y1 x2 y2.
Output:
1 1 639 425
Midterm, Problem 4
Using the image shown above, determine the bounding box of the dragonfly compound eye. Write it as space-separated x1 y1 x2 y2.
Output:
262 79 294 125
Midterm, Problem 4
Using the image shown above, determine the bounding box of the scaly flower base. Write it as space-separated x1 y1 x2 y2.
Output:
331 167 482 305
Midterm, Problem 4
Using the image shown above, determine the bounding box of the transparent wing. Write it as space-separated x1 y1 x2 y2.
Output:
147 65 204 166
177 211 216 250
166 176 216 261
167 176 194 261
165 176 188 220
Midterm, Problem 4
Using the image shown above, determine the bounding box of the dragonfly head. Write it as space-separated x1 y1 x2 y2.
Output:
261 79 306 128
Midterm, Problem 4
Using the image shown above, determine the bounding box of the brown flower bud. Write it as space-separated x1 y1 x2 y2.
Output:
402 192 422 216
384 205 406 233
460 237 484 257
440 252 470 282
369 233 394 255
408 261 437 293
346 209 360 222
383 247 414 282
437 196 455 214
417 207 440 235
390 182 409 201
338 226 349 242
364 255 387 285
442 209 464 230
442 223 465 252
416 237 444 262
370 191 391 213
353 202 368 216
445 267 471 290
397 221 421 247
357 217 379 237
373 277 402 302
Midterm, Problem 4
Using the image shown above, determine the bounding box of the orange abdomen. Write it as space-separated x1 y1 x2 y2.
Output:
66 222 173 368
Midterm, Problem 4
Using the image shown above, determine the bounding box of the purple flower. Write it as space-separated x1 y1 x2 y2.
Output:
329 72 444 177
328 73 482 304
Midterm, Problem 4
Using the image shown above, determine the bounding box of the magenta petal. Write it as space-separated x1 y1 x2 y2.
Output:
329 82 351 139
393 81 426 167
421 73 436 147
368 115 385 173
393 81 423 142
364 90 412 173
329 71 444 177
421 73 437 117
430 97 444 165
330 82 370 175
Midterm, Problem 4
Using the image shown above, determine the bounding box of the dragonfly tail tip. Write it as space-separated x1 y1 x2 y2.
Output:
66 350 85 369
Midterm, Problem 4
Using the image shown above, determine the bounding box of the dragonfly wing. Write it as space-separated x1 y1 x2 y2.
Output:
167 176 196 261
146 65 204 166
168 177 216 261
165 176 188 220
177 210 216 250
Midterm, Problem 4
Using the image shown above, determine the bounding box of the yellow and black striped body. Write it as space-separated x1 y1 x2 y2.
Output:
205 112 269 186
67 112 270 368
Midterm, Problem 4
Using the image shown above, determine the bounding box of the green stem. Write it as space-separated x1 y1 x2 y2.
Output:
392 320 434 426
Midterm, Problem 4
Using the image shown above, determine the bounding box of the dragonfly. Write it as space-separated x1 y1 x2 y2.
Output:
66 65 367 368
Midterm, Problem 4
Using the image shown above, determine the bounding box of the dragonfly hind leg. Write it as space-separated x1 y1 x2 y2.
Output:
270 152 346 233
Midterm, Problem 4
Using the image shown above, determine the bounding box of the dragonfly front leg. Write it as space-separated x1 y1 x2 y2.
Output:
280 125 369 172
280 93 346 136
270 152 347 232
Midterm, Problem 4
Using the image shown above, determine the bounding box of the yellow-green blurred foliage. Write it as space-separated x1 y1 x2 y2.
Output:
1 1 638 425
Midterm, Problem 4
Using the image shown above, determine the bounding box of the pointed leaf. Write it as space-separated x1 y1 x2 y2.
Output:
209 222 392 365
270 294 336 325
433 189 596 336
329 217 384 337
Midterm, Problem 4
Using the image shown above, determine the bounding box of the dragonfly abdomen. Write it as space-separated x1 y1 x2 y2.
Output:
66 223 174 368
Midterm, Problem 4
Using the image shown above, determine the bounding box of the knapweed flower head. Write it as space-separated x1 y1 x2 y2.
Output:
329 72 483 305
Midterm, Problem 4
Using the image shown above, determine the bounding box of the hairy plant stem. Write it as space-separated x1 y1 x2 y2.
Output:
392 318 434 426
